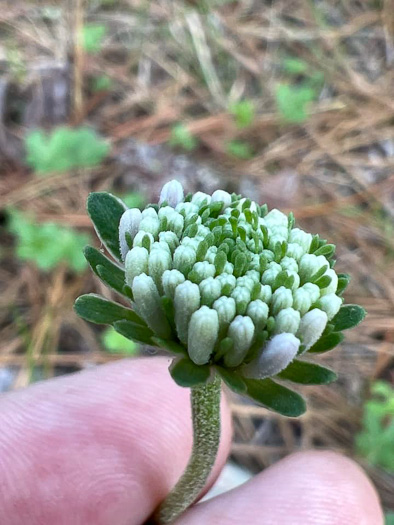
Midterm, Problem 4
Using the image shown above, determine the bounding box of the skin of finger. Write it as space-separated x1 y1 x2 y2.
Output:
0 357 232 525
178 450 384 525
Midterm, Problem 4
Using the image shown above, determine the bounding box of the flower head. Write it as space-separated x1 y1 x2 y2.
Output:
75 180 366 416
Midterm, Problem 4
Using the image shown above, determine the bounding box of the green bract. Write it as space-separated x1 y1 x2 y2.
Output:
74 180 366 417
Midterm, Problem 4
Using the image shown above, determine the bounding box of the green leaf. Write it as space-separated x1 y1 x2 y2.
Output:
101 326 139 355
229 99 255 128
226 140 254 160
243 378 306 417
151 337 186 355
87 192 126 261
81 24 106 54
277 360 337 385
275 83 317 123
216 367 246 394
169 357 211 387
113 320 154 345
331 304 366 331
74 294 145 326
84 246 126 295
336 273 351 296
169 124 198 151
308 332 345 353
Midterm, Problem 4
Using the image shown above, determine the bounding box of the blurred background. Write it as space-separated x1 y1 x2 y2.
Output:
0 0 393 518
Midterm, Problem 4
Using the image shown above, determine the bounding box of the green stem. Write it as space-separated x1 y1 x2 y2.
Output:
153 375 221 524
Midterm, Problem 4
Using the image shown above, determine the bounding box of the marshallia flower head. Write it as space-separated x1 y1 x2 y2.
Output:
75 179 365 417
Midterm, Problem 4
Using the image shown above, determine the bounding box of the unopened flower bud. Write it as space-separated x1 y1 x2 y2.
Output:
168 212 184 238
247 300 269 331
159 179 184 207
213 296 236 328
293 287 312 316
231 286 252 315
132 273 171 338
286 242 304 261
297 308 328 351
224 315 255 367
125 246 149 287
320 268 338 296
258 284 272 304
190 261 216 284
148 247 172 293
271 286 293 316
211 189 232 210
242 333 300 379
289 228 312 253
162 269 185 299
119 208 142 260
261 262 282 286
139 215 160 238
199 277 222 306
280 256 298 273
187 306 219 365
301 282 320 303
299 254 327 282
174 281 201 343
173 245 197 275
264 208 288 228
191 191 211 207
274 307 300 334
133 230 154 249
316 293 342 320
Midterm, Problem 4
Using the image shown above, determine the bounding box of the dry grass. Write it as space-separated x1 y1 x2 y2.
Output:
0 0 393 511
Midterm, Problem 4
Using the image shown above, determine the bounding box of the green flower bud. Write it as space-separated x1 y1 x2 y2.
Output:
174 280 201 343
247 299 269 331
125 246 149 286
274 307 300 334
119 208 142 260
224 315 255 367
280 256 298 273
316 293 342 320
159 231 179 252
199 277 222 306
216 273 236 295
293 287 312 316
148 247 172 293
271 286 293 316
286 242 304 261
133 230 154 249
231 286 252 315
190 261 216 283
258 284 272 304
168 212 184 238
159 179 184 207
132 273 171 338
261 262 282 286
211 189 232 210
173 245 197 275
162 269 185 299
320 268 338 296
223 262 234 274
242 333 300 379
299 254 328 282
297 308 328 351
187 306 219 365
289 228 312 253
205 246 218 264
139 215 160 238
301 282 320 303
212 296 236 328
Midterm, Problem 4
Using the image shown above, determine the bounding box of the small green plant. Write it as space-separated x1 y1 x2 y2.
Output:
81 24 106 54
25 126 110 175
356 381 394 473
229 99 255 128
169 124 198 151
8 210 90 273
101 326 139 355
226 140 254 159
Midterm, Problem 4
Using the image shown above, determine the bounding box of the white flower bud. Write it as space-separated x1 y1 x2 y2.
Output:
247 300 269 330
213 296 236 328
199 277 222 306
320 268 338 296
162 269 185 299
191 191 211 207
159 179 184 207
132 273 171 338
316 293 342 320
148 247 172 293
174 280 201 343
242 333 300 379
231 286 252 315
236 275 256 291
297 308 328 351
141 207 158 219
271 286 293 316
274 307 300 335
168 212 184 238
187 306 219 365
246 270 260 281
205 246 218 264
299 254 328 282
293 287 312 316
224 315 255 367
237 198 258 213
191 261 216 283
261 262 282 286
258 284 272 304
216 273 236 295
158 206 177 221
301 282 320 303
223 262 234 274
280 256 298 273
264 209 288 228
175 202 199 215
286 242 304 261
173 245 197 275
211 190 232 210
159 231 179 252
119 208 142 260
150 241 171 255
133 230 154 249
139 216 160 238
125 246 149 286
289 228 312 253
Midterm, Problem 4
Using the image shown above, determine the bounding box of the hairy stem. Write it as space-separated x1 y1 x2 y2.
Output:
153 374 221 524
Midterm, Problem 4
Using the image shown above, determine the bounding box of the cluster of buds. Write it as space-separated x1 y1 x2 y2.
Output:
75 179 365 415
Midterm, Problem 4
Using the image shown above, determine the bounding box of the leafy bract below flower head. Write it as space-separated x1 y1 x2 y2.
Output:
74 180 366 417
